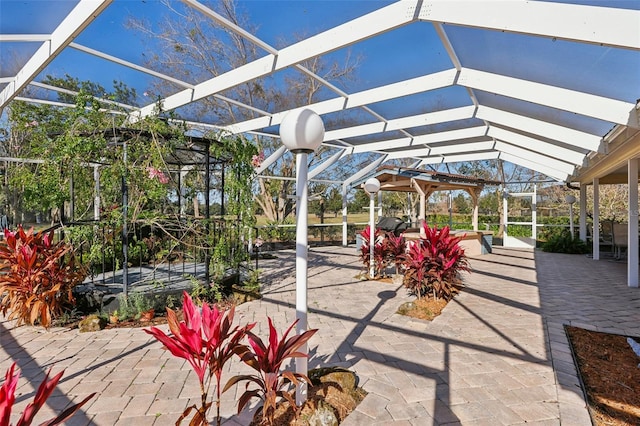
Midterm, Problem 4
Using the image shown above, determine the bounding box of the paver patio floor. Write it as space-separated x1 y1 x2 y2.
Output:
2 245 638 425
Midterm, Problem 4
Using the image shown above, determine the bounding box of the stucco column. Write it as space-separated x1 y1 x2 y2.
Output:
628 158 638 287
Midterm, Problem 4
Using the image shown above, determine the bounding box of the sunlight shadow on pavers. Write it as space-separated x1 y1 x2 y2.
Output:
0 321 94 425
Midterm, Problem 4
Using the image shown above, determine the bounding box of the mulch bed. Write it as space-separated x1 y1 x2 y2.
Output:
566 326 640 425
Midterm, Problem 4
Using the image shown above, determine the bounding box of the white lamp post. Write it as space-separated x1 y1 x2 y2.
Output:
364 177 381 279
565 194 577 238
280 108 324 405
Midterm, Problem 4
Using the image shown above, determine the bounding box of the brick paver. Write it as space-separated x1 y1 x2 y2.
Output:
2 245 638 424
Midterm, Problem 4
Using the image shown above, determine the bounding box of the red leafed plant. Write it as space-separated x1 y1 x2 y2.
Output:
401 224 469 300
0 226 86 328
358 227 387 278
144 291 255 426
0 362 95 426
383 233 406 274
225 318 318 426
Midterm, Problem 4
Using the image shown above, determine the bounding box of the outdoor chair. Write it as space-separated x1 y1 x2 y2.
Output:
600 220 615 255
612 223 628 260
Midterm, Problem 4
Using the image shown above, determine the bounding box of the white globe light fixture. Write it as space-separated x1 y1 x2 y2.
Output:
364 177 381 279
565 194 577 238
279 108 324 406
280 109 325 154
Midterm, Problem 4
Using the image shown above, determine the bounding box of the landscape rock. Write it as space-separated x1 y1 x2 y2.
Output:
307 401 338 426
78 314 106 333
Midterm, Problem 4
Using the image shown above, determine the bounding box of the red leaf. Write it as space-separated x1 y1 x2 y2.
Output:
0 363 19 426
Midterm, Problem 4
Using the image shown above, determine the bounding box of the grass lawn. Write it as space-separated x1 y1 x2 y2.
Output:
255 212 372 227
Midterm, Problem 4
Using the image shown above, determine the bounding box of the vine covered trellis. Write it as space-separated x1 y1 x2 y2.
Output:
1 80 258 292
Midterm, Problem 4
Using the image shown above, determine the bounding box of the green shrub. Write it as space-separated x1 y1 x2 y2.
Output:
541 229 589 254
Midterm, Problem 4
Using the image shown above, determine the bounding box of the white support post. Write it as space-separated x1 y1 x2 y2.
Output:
593 178 600 260
294 152 309 404
342 184 348 246
532 184 537 242
628 158 639 287
279 108 324 407
579 184 587 241
369 193 376 278
377 191 383 220
502 190 509 241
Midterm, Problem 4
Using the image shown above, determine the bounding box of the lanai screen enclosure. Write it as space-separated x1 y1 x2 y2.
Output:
1 0 639 283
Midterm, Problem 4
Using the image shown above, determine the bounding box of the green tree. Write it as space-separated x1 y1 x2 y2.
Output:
453 193 471 214
349 189 370 213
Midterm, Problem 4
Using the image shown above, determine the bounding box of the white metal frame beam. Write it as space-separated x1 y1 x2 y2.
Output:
476 106 603 151
459 68 636 127
493 141 576 176
131 1 419 121
499 152 568 182
386 139 494 160
418 151 499 166
419 1 640 50
0 0 113 109
225 69 457 135
309 150 346 180
353 124 486 155
487 126 586 166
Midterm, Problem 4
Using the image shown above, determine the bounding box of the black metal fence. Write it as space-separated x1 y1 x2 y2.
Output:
67 217 247 287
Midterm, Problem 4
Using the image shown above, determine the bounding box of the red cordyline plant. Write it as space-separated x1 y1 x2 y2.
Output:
0 226 86 328
225 318 318 426
0 362 95 426
358 227 386 278
400 224 469 300
144 291 255 426
383 233 406 274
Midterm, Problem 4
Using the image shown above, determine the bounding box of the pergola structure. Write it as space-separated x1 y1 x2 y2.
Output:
1 1 639 281
354 165 500 231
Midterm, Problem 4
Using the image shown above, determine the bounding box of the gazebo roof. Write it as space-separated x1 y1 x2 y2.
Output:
355 166 500 194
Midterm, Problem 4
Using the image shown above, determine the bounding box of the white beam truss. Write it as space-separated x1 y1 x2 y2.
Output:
225 69 457 135
386 140 494 160
343 155 388 188
476 106 603 152
458 68 636 127
418 1 640 50
324 106 475 147
309 150 346 180
418 151 499 166
0 34 51 42
131 1 418 122
255 145 287 175
487 126 586 166
499 152 568 182
493 141 576 176
354 125 486 155
0 0 113 109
